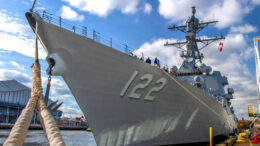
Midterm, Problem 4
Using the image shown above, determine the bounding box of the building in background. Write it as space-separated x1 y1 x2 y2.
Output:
0 80 88 129
0 80 62 124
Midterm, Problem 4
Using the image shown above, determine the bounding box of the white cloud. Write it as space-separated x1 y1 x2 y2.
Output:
240 47 254 60
42 76 71 96
22 0 30 6
143 3 152 14
10 61 26 70
0 50 10 54
201 34 258 117
0 69 31 85
230 24 257 34
0 11 46 59
42 76 82 118
201 33 257 118
61 6 85 21
36 6 46 10
252 0 260 4
50 94 72 101
0 61 3 65
134 33 257 118
0 32 46 59
134 38 182 67
62 0 140 17
49 93 82 118
0 11 29 35
60 106 83 118
50 78 71 95
158 0 251 28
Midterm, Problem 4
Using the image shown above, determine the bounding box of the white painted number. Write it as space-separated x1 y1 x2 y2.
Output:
129 74 153 99
120 71 167 101
120 71 138 97
144 78 167 101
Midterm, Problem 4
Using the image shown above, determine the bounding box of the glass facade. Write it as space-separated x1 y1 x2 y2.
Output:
0 81 62 124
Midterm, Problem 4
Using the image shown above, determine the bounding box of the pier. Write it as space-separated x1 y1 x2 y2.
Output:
0 123 87 130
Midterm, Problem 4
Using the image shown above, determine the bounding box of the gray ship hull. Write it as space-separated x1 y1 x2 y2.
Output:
26 13 236 146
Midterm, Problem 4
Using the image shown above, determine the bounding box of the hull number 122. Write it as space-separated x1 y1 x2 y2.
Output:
120 71 167 101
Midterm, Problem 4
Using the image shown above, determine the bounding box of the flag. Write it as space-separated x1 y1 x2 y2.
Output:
219 42 223 52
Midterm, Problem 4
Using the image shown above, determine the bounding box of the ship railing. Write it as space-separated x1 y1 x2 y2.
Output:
39 10 134 56
38 11 171 68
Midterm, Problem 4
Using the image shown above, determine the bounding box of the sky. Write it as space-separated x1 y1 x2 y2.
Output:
0 0 259 119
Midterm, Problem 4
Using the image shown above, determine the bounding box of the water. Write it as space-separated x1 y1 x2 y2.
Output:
0 130 97 146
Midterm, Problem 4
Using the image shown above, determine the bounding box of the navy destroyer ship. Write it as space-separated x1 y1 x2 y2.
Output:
26 6 237 145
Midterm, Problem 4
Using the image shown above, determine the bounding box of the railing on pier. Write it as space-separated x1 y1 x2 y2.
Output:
40 11 134 56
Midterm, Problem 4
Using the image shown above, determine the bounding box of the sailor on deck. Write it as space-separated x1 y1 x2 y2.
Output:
154 57 160 67
145 57 151 64
163 66 168 73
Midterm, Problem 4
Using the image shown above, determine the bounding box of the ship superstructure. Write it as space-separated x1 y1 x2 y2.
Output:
165 7 237 121
26 6 237 146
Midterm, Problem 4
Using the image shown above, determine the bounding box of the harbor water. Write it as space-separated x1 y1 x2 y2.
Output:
0 130 97 146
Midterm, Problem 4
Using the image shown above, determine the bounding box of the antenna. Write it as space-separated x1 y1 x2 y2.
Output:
165 6 224 63
30 0 37 12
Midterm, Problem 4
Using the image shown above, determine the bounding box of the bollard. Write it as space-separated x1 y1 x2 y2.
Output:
210 127 212 146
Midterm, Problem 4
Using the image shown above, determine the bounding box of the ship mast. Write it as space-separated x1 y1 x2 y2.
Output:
165 6 224 71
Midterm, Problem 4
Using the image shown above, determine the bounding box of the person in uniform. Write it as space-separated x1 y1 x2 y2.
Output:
145 57 151 64
154 57 160 67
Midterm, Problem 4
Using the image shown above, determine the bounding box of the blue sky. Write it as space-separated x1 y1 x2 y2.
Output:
0 0 260 118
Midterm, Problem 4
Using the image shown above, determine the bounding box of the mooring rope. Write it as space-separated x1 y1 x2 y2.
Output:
38 98 65 145
4 22 65 146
